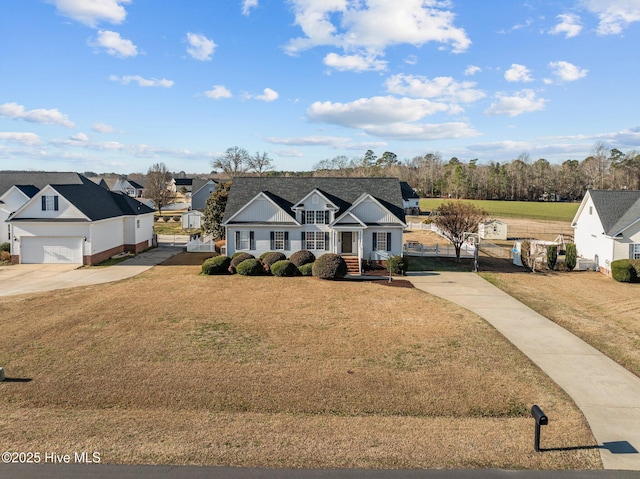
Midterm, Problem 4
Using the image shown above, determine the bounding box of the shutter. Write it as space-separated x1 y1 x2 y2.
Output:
301 211 306 224
41 196 46 210
387 232 392 252
325 232 330 251
325 211 330 224
631 244 636 259
301 231 306 248
270 231 275 250
372 232 378 251
284 232 289 250
54 196 59 211
250 231 255 250
235 231 240 250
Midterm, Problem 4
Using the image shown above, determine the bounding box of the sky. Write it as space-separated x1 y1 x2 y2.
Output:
1 0 640 174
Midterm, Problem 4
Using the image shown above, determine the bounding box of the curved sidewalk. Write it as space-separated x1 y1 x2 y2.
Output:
406 272 640 471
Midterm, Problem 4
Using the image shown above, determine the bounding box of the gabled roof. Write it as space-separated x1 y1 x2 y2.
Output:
0 171 84 197
127 180 144 189
400 181 419 200
8 173 154 221
586 190 640 236
192 178 217 196
224 177 405 223
15 185 40 198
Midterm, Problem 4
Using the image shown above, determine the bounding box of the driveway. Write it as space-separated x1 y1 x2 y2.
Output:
0 246 183 297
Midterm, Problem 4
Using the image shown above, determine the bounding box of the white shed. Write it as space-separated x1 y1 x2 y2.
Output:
478 219 508 240
182 210 203 229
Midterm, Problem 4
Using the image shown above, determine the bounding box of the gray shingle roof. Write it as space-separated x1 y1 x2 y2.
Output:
400 181 419 199
589 190 640 236
224 177 405 223
0 171 83 197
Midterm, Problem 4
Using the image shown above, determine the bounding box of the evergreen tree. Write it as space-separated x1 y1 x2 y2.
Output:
202 181 231 239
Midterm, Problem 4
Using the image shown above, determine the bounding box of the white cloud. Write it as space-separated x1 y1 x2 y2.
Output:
254 88 279 102
92 30 138 57
91 122 117 133
465 65 481 76
266 135 387 151
284 0 470 69
323 52 387 72
385 74 485 105
204 85 232 99
186 33 216 61
0 132 42 146
109 75 174 88
70 132 89 142
547 61 588 82
550 13 583 38
363 122 481 141
484 89 548 117
504 64 533 82
241 0 258 15
50 0 131 27
581 0 640 34
0 102 75 128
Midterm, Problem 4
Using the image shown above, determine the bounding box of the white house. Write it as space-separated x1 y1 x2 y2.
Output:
400 181 420 215
478 219 508 240
572 189 640 274
223 177 407 274
2 172 155 264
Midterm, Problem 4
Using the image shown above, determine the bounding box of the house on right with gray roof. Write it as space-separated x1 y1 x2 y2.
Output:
571 189 640 274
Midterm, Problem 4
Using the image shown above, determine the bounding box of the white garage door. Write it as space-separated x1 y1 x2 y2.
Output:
21 237 83 264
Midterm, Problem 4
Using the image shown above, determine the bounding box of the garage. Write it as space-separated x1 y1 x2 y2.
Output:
20 236 83 264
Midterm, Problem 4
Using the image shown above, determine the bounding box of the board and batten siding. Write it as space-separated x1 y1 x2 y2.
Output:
350 198 399 224
232 197 293 223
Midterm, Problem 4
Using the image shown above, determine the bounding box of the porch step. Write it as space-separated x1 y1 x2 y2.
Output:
342 256 361 275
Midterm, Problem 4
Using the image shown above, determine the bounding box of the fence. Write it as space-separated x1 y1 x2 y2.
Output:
479 240 513 259
403 241 475 258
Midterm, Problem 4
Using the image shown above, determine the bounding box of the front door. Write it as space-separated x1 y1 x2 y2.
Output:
341 232 353 254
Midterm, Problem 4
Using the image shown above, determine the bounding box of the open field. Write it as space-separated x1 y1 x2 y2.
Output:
0 253 600 469
419 199 579 222
481 270 640 379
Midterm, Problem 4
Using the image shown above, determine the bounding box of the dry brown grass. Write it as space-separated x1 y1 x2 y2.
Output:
481 270 640 378
0 253 600 469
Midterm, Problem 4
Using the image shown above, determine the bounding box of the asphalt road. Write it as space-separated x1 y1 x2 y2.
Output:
3 465 640 479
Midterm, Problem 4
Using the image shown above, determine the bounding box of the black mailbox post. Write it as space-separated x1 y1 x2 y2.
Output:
531 404 548 452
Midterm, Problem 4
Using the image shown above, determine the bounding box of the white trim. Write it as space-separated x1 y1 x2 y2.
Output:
292 189 339 211
334 192 406 227
10 185 90 221
223 191 299 225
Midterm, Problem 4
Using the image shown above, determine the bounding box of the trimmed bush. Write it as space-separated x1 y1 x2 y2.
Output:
229 252 255 273
546 244 558 270
298 262 314 276
236 258 264 276
565 243 577 272
231 252 246 259
387 255 408 275
271 259 298 277
1 242 11 252
0 251 11 262
611 259 634 282
262 251 286 267
289 249 315 267
631 260 640 279
259 251 275 260
201 255 230 275
312 253 347 280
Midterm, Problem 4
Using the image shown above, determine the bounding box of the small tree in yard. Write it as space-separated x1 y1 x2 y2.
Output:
202 181 231 239
433 201 486 260
546 244 558 270
565 243 577 271
146 162 176 215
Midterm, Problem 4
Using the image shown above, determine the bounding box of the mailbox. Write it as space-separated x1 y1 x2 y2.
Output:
531 404 548 452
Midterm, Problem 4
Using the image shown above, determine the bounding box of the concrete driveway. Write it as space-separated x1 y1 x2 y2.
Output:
0 246 183 297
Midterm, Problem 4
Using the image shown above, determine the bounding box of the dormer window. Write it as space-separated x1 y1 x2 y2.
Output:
41 195 59 211
303 210 330 224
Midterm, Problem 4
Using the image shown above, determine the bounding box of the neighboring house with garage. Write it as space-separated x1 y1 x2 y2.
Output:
223 177 406 274
1 172 155 265
400 181 420 215
191 179 218 211
572 189 640 274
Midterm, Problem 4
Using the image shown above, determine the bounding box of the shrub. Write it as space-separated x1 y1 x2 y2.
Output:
520 240 531 269
0 242 10 252
228 252 255 273
259 251 275 260
262 251 286 267
0 251 11 262
201 255 230 275
289 250 315 267
565 243 577 272
271 260 298 277
611 259 634 282
387 255 408 275
162 216 170 222
312 253 347 280
236 258 264 276
231 252 246 259
631 260 640 279
298 262 314 276
172 215 181 222
546 244 558 270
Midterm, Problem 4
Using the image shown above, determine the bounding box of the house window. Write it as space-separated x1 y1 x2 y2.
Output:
237 230 253 250
304 210 329 224
270 231 289 250
136 219 140 229
632 244 640 260
589 206 593 215
373 232 392 252
41 195 59 211
304 231 326 250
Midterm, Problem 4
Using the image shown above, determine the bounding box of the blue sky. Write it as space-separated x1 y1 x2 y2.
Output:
2 0 640 174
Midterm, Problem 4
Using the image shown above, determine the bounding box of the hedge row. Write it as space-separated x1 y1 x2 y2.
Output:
201 249 348 279
611 259 640 283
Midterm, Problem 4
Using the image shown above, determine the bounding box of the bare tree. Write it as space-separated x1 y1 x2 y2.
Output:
433 201 486 260
248 151 274 176
145 162 176 215
211 146 249 177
